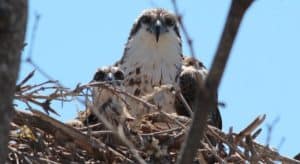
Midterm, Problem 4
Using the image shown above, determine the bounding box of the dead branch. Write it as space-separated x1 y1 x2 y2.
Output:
235 114 266 144
177 1 254 164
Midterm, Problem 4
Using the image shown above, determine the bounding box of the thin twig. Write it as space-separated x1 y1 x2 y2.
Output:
141 127 181 136
266 116 280 147
235 114 266 144
27 12 41 59
171 0 195 57
176 92 193 117
202 136 224 163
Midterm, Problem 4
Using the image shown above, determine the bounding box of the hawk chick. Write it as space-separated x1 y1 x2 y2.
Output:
91 66 134 127
176 57 222 129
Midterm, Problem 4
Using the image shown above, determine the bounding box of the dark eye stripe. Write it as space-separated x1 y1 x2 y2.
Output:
141 15 152 24
114 70 124 80
93 70 106 81
164 17 175 26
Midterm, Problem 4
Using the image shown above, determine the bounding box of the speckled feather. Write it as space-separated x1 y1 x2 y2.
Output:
92 66 134 126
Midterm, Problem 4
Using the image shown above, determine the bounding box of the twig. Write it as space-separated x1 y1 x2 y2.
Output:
87 82 158 110
27 12 41 59
207 122 300 163
207 126 247 160
266 116 280 147
160 111 187 129
141 127 181 136
176 92 193 117
245 135 259 163
171 0 195 57
16 70 35 91
235 114 266 144
39 158 60 164
202 136 224 163
84 130 113 137
26 59 58 82
76 122 103 131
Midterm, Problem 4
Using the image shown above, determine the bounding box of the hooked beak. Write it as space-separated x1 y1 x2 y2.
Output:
106 73 113 81
154 20 161 42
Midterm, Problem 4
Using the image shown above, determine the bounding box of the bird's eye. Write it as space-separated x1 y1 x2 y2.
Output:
114 70 124 80
165 17 175 26
93 70 106 82
198 61 204 68
141 15 152 24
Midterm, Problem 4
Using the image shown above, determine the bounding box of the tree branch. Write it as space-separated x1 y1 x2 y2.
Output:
177 1 254 163
0 0 27 163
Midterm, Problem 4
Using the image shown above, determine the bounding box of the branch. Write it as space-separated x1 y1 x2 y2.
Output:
0 0 28 163
177 1 254 164
171 0 195 57
235 114 266 144
206 0 253 93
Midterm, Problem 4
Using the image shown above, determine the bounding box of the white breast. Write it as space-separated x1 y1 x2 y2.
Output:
120 28 182 96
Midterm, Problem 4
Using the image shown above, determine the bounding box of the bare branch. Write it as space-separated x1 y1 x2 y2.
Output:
171 0 195 57
207 0 254 93
235 114 266 144
177 1 254 164
27 12 41 59
266 116 280 147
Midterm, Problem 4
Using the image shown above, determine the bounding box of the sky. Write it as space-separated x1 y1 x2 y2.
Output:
20 0 300 158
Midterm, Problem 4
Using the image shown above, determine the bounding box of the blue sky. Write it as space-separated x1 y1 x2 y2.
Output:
21 0 300 158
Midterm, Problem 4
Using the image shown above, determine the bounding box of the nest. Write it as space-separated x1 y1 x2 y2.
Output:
8 71 300 163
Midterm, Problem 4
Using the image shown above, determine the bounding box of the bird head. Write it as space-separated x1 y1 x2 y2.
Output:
93 66 124 86
129 8 181 43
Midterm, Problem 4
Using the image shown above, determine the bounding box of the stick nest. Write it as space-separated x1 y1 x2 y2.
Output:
7 72 300 164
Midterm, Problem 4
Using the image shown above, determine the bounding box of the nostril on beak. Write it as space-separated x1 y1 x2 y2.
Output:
155 20 161 42
155 19 162 27
106 73 114 81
